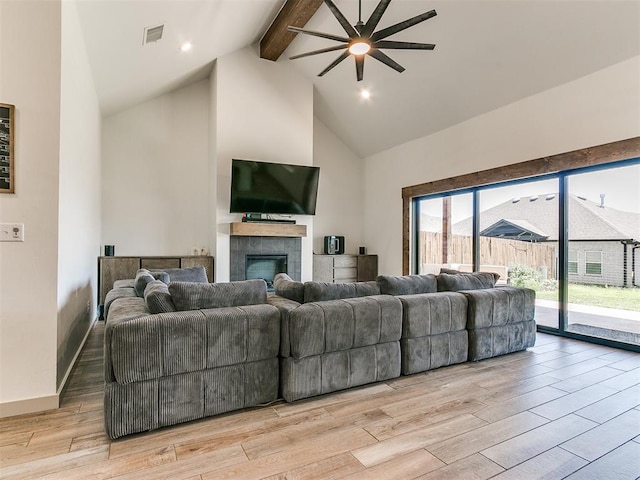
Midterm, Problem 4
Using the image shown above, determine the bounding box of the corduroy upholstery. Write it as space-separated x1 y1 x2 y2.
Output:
168 279 266 311
463 285 536 361
397 291 469 375
144 280 176 314
104 279 279 439
303 281 380 303
436 272 500 292
377 274 438 296
271 289 403 402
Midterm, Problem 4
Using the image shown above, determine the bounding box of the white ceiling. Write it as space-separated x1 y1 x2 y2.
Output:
76 0 640 158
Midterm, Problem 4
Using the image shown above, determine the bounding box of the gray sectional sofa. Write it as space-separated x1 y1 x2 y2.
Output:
103 267 280 439
103 266 536 439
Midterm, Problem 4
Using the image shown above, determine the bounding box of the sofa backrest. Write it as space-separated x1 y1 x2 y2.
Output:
436 272 500 292
273 273 381 303
376 274 437 295
168 279 267 311
303 281 380 303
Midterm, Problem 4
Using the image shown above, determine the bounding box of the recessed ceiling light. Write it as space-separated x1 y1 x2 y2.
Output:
360 89 371 100
180 42 192 52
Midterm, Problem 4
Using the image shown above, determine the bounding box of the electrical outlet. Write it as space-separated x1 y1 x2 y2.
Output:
0 223 24 242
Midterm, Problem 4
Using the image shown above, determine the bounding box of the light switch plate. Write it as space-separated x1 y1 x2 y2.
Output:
0 223 24 241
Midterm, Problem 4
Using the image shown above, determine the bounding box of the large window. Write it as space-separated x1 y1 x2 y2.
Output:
411 158 640 350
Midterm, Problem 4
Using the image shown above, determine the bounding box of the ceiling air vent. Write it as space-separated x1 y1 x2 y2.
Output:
143 24 164 45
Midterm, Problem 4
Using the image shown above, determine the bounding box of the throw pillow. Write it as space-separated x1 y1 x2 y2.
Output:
376 274 437 295
162 266 208 283
149 271 170 284
144 280 176 314
133 269 155 297
436 272 500 292
273 273 304 303
168 279 267 311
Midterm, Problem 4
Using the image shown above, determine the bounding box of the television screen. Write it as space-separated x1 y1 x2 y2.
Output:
229 159 320 215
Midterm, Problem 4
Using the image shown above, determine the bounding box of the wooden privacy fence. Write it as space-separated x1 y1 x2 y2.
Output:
419 232 557 278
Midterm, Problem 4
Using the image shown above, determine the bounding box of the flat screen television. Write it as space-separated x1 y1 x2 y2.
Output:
229 159 320 215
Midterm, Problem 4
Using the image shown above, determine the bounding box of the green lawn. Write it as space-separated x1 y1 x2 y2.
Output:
535 284 640 312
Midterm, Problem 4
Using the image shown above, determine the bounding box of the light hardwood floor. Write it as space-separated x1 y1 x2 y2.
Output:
1 323 639 479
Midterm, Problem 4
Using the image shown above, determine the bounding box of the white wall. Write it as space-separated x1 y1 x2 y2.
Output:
313 117 364 255
212 47 314 282
364 56 640 275
101 79 210 256
0 1 62 414
57 0 101 390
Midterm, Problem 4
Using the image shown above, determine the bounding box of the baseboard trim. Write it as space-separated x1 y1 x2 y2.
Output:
57 316 98 397
0 394 59 418
0 316 98 419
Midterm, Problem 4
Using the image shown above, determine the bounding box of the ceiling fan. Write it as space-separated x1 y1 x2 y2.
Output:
288 0 437 81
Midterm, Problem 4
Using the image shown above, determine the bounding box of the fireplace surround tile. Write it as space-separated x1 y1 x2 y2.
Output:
230 236 301 282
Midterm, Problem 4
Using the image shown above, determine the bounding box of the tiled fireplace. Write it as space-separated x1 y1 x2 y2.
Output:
230 236 302 287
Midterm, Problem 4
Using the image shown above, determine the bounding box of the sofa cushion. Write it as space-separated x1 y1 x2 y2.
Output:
287 295 402 359
134 270 155 297
160 266 208 283
104 287 137 319
376 274 437 296
144 280 176 314
113 279 134 289
436 272 500 292
168 279 267 311
273 273 304 304
303 281 380 303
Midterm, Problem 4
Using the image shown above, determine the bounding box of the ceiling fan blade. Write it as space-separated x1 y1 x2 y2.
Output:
371 9 437 42
368 49 405 73
287 26 350 43
362 0 392 37
289 44 348 60
374 40 435 50
355 55 365 81
323 0 359 38
318 51 350 77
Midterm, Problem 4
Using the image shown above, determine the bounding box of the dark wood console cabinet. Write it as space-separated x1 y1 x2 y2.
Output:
312 254 378 283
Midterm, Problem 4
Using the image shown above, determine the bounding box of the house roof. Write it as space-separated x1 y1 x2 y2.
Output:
479 219 549 242
447 194 640 242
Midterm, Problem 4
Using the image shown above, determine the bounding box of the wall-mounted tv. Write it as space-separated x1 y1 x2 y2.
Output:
229 159 320 215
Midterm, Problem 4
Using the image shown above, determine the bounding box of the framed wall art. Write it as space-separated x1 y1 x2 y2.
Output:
0 103 15 194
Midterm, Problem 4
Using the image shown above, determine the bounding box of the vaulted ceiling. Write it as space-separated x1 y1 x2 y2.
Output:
76 0 640 157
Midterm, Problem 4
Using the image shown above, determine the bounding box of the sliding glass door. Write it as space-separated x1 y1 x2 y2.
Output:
478 178 559 328
413 159 640 349
565 163 640 345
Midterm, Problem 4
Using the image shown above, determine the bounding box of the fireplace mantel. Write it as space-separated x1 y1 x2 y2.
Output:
229 222 307 238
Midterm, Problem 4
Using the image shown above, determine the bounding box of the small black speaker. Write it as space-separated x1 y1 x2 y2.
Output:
359 246 366 255
104 245 115 256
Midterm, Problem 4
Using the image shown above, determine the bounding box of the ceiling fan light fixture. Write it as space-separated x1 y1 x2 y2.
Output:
348 40 370 56
288 0 437 81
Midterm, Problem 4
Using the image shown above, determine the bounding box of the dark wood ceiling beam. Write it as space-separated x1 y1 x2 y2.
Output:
260 0 324 61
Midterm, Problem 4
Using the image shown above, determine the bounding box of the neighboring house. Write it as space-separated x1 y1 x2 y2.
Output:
450 194 640 288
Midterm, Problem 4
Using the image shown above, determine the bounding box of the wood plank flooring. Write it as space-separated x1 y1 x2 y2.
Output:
1 322 639 479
